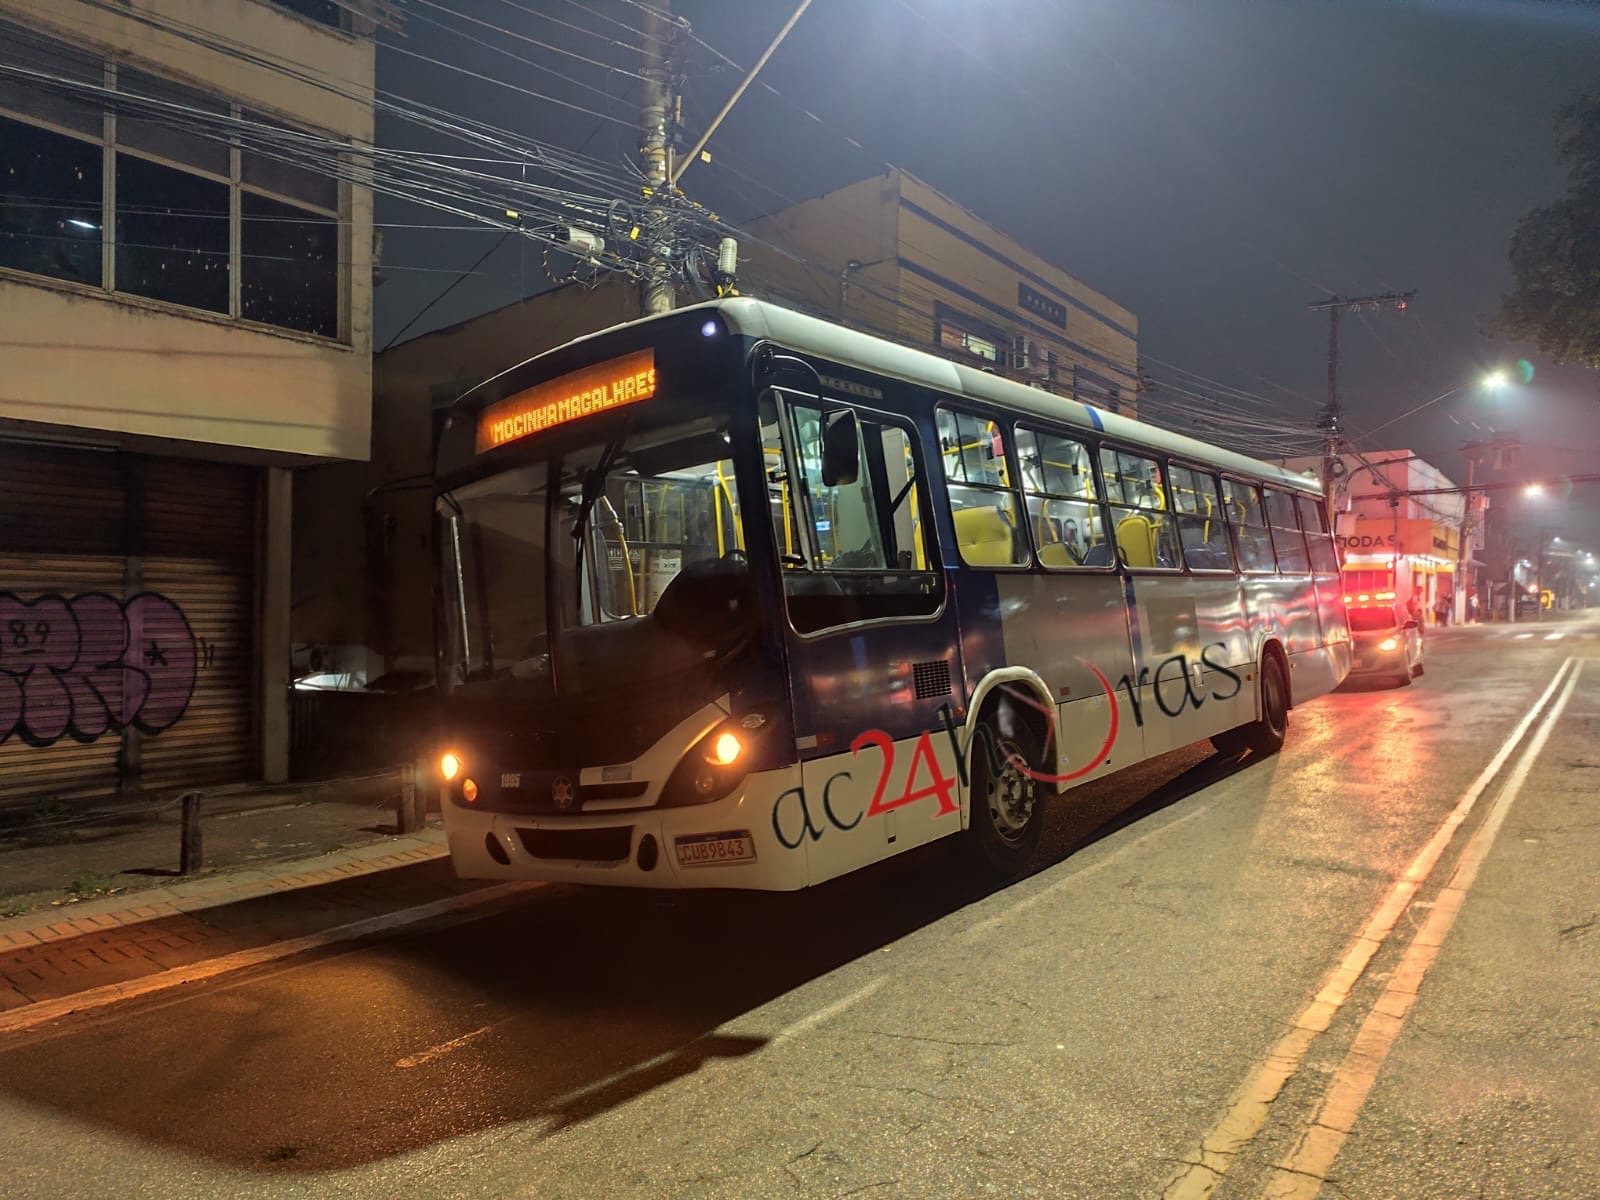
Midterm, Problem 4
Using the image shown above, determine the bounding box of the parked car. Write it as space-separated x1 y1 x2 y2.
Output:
1345 600 1424 686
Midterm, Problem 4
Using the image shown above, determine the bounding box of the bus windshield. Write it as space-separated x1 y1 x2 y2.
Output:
438 412 749 701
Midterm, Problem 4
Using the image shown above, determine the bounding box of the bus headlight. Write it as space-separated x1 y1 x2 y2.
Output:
441 752 463 781
661 713 775 807
707 732 743 766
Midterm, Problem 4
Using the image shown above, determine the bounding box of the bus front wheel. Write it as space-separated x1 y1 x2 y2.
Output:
1213 652 1289 758
967 722 1045 879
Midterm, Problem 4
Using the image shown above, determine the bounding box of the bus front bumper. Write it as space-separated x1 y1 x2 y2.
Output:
442 766 809 891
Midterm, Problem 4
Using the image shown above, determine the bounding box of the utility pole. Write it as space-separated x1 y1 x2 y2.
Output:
1307 290 1416 503
638 1 676 315
1454 443 1487 623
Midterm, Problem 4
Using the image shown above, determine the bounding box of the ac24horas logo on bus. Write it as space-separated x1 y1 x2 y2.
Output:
771 643 1243 848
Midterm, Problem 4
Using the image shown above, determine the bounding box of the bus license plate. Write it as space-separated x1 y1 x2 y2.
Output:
675 832 756 867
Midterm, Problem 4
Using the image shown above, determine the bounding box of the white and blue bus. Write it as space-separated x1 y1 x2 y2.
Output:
433 299 1350 890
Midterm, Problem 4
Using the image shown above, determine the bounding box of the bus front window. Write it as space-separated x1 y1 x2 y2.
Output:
439 416 750 700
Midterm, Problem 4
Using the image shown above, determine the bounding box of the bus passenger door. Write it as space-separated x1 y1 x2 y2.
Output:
767 398 965 886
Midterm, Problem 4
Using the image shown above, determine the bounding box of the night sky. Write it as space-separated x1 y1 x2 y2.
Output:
375 0 1600 548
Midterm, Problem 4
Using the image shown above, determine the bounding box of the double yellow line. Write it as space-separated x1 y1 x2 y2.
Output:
1164 656 1584 1200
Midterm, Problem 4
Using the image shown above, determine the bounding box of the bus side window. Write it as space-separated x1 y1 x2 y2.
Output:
1263 487 1311 573
1098 446 1180 569
1014 424 1112 570
1222 478 1276 573
1169 464 1236 572
937 407 1029 568
1297 493 1341 575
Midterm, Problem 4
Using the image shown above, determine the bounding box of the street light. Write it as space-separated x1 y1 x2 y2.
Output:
1360 370 1519 442
1525 483 1544 497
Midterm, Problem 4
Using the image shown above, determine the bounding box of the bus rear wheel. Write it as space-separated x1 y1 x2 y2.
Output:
967 723 1045 879
1212 652 1289 758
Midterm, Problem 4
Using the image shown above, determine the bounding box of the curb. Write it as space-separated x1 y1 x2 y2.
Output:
0 882 535 1036
0 830 451 949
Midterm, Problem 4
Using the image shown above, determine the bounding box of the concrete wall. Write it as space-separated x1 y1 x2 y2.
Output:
0 0 374 463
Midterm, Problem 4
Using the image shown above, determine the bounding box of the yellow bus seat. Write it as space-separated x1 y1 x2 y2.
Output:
1038 541 1080 568
953 505 1017 566
1116 514 1158 568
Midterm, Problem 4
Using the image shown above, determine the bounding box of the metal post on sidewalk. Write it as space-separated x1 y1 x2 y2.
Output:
397 763 420 834
178 791 204 875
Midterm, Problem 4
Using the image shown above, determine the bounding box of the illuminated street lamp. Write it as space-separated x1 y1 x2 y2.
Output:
1525 483 1544 497
1482 369 1509 390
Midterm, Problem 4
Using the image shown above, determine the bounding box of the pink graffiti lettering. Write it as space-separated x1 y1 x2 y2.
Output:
0 592 198 748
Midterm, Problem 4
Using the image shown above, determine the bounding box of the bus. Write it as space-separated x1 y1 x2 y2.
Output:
433 298 1351 891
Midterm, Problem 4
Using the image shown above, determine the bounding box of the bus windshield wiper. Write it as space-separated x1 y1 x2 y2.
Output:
570 424 631 547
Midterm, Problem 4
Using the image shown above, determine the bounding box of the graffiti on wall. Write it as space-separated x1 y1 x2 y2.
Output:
0 593 198 748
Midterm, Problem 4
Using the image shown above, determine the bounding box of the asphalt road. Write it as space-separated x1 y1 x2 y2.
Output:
2 614 1597 1200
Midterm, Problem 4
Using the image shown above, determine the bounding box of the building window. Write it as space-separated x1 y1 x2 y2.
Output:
0 114 104 286
272 0 345 30
936 305 1006 367
116 153 231 313
0 25 347 342
242 191 339 336
117 68 231 175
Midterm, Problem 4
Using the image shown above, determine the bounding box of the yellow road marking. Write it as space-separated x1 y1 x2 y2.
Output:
1162 658 1578 1200
1263 660 1582 1198
397 1023 495 1069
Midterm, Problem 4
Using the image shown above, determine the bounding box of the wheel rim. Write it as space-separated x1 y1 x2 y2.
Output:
985 738 1035 844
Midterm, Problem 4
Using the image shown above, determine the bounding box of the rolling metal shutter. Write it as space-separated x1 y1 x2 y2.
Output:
0 445 127 804
135 459 257 791
0 443 258 807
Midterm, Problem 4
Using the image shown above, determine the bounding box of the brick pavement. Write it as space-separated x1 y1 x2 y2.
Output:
0 832 492 1015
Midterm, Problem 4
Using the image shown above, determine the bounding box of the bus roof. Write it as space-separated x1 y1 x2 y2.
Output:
468 296 1323 497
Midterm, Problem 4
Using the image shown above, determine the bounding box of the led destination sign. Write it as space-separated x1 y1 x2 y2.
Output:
475 349 657 452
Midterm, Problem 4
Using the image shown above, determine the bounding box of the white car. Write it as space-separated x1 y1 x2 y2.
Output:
1345 602 1424 686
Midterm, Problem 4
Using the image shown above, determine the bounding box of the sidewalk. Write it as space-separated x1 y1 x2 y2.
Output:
0 769 503 1023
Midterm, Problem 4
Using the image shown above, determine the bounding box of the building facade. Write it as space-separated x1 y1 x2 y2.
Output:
741 169 1140 416
1288 451 1471 624
0 0 375 805
292 170 1138 706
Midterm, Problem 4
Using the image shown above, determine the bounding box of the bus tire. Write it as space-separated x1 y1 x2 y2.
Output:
966 720 1045 879
1212 650 1289 758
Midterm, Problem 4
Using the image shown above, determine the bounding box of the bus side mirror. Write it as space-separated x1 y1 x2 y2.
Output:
820 409 859 487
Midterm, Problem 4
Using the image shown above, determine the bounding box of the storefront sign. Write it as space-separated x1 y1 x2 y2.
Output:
1336 517 1456 558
